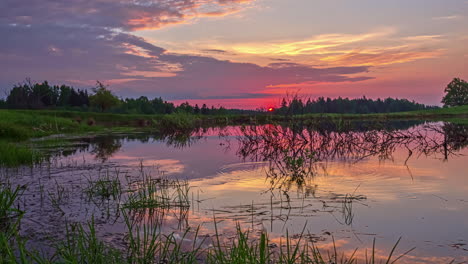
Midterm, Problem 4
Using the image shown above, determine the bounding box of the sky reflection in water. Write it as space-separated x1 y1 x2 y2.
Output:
34 121 468 262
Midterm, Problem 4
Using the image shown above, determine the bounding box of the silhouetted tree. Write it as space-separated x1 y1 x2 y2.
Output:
194 104 200 114
89 81 120 112
201 104 209 115
442 78 468 107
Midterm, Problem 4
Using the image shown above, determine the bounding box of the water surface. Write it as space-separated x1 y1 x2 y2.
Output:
7 121 468 263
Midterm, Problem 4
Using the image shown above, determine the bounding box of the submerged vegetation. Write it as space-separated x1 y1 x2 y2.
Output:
0 178 416 264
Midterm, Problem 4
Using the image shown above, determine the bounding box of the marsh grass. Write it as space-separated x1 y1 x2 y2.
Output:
342 194 354 226
85 170 122 201
47 180 70 214
56 218 124 264
158 113 200 131
0 211 418 264
124 174 190 210
0 110 99 141
0 141 43 167
0 184 24 233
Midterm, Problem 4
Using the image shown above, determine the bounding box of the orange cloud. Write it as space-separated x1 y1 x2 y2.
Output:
193 28 446 67
321 48 445 66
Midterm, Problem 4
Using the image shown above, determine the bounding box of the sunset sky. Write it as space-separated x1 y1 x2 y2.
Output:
1 0 467 109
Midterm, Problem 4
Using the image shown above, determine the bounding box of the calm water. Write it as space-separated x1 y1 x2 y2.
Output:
6 121 468 263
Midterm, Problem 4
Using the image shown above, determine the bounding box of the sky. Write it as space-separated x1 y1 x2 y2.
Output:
1 0 467 109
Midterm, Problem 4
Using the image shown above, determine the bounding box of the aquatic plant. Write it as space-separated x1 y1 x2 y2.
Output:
85 170 122 201
0 141 42 167
124 172 190 210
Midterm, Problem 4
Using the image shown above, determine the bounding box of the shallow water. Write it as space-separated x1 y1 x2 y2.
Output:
5 121 468 263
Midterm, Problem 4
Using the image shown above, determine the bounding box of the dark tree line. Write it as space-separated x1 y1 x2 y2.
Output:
275 96 435 115
3 80 89 109
0 80 249 115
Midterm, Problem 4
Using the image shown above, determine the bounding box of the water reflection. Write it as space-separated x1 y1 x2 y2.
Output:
47 121 468 165
20 120 468 261
236 122 467 191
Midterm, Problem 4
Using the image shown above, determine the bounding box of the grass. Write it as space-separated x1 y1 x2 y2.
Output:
0 110 101 141
1 106 467 143
0 106 466 167
0 184 24 230
56 218 124 264
85 170 122 201
0 215 417 264
0 182 425 263
0 141 43 167
124 176 190 210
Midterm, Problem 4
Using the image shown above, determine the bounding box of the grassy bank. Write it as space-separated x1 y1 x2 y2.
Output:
4 105 468 129
2 107 468 141
0 106 467 167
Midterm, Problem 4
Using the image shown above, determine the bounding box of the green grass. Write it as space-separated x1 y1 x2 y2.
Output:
0 184 24 225
124 176 190 210
0 215 416 264
0 141 43 167
0 110 102 141
1 106 467 142
1 107 466 167
85 171 122 201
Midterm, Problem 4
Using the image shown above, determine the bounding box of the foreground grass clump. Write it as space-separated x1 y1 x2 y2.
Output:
0 183 416 263
0 141 43 167
1 217 415 263
0 184 24 227
56 219 124 264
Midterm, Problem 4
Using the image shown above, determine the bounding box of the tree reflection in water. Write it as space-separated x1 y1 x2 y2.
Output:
235 122 468 192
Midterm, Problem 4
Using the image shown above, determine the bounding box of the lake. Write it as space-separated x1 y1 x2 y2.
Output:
5 120 468 263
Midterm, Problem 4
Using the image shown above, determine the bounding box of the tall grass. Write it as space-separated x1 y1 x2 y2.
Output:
0 215 417 264
0 184 24 226
0 141 43 167
55 218 124 264
0 110 97 141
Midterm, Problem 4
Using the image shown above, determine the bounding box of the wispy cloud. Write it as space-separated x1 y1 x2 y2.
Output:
0 22 371 100
0 0 257 31
230 28 396 56
432 15 463 20
198 28 446 67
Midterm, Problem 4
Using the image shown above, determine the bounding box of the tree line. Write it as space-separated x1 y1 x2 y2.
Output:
275 96 435 115
274 77 467 114
1 78 466 115
0 80 253 115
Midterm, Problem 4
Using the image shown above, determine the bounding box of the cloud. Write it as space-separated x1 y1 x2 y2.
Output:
0 22 371 101
230 28 396 56
0 0 256 31
432 15 463 20
321 48 445 66
0 0 374 104
210 28 445 67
